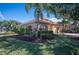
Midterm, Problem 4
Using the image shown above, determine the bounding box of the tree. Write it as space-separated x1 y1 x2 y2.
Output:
0 21 4 32
50 4 79 26
62 19 70 30
25 3 55 37
0 20 21 32
8 20 21 31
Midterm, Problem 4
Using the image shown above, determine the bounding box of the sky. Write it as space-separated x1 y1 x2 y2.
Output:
0 3 62 23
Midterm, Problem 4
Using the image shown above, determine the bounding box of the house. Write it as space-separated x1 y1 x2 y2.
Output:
24 18 70 33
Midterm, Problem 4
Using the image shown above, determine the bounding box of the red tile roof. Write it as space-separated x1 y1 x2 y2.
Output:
25 18 57 25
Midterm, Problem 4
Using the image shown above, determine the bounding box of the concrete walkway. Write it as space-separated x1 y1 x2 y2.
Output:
56 33 79 38
0 34 18 37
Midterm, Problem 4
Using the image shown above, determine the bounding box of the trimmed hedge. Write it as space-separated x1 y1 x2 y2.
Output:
38 30 54 39
63 30 73 33
63 27 79 33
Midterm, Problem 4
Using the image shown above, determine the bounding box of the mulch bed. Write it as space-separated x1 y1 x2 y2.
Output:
3 35 51 43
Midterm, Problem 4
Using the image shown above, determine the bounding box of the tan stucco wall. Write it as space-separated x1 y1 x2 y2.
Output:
26 22 64 33
47 24 63 33
52 26 57 33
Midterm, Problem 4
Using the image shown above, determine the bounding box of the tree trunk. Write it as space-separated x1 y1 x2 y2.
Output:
35 17 39 37
35 23 39 37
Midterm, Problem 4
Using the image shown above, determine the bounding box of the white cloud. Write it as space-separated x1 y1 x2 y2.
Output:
0 11 5 19
49 18 63 22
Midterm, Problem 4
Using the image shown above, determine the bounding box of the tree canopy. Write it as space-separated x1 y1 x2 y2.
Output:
50 3 79 20
25 3 55 20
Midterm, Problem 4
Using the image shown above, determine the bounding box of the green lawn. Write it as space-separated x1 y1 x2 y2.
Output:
0 36 79 55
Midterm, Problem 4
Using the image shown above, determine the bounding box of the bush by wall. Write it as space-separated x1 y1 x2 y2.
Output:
38 30 54 39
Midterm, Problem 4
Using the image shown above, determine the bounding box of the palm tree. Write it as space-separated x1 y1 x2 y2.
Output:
62 19 70 31
25 3 55 37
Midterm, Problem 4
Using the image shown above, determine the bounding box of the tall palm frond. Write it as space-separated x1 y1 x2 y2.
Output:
25 3 56 20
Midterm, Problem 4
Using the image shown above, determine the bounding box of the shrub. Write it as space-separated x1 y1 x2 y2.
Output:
17 27 26 35
63 30 73 33
64 27 79 33
12 26 26 35
26 30 32 35
38 30 54 39
38 30 53 34
12 26 32 35
73 27 79 33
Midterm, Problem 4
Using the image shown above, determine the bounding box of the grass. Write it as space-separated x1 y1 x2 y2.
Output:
0 36 79 55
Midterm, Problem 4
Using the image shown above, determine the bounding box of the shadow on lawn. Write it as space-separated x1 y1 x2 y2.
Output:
47 37 79 55
5 35 46 43
0 35 79 55
0 37 42 55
